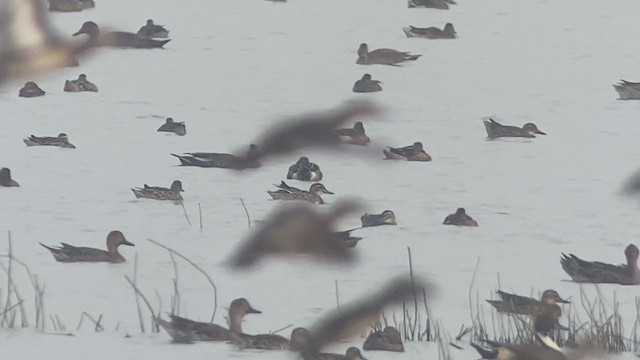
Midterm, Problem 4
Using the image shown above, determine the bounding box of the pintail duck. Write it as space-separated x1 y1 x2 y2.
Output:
487 289 569 316
353 74 382 93
361 210 397 227
383 142 431 161
131 180 184 201
39 230 134 263
561 244 640 285
287 157 323 181
73 21 171 48
336 122 370 145
0 0 86 84
157 117 186 136
19 81 45 97
484 118 547 138
48 0 94 12
172 144 260 169
268 182 334 204
613 80 640 100
158 298 261 343
403 23 456 39
136 19 169 39
408 0 456 9
64 74 98 92
23 133 76 148
231 327 310 351
363 326 404 352
0 168 20 187
443 208 478 227
356 43 421 66
228 200 360 268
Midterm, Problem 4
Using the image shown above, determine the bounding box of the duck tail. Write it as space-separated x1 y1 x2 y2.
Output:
407 54 421 61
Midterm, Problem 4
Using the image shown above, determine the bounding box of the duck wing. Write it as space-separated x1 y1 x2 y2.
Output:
230 332 290 350
161 314 230 342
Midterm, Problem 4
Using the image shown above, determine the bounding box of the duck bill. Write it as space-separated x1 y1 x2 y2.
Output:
325 190 335 195
72 30 85 36
122 239 135 247
535 130 547 135
555 322 570 331
557 297 570 304
247 306 262 314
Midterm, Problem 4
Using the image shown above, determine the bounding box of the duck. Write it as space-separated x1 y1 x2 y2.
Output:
356 43 421 66
39 230 134 263
48 0 94 12
171 144 260 169
330 229 363 248
63 74 98 92
483 118 547 138
443 208 478 227
383 142 431 161
268 182 334 204
72 21 171 48
136 19 169 39
230 327 310 351
361 210 397 227
131 180 184 201
158 298 261 343
403 23 456 39
0 168 20 187
157 117 186 136
335 122 370 145
353 74 382 93
287 157 323 181
228 200 360 268
561 244 640 285
362 326 404 352
316 347 368 360
613 80 640 100
487 289 569 316
407 0 456 9
19 81 45 97
23 133 76 148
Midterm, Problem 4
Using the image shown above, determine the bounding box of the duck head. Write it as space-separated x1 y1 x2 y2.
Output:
290 327 311 352
625 244 639 265
444 23 456 36
24 81 39 90
310 183 334 195
357 43 369 58
0 168 19 187
455 207 466 216
57 133 69 140
541 290 569 305
381 210 397 224
229 297 261 316
170 180 184 192
413 142 424 151
353 121 365 133
523 123 546 135
296 156 310 165
165 117 174 124
146 19 155 26
106 230 134 253
362 73 372 81
73 21 99 37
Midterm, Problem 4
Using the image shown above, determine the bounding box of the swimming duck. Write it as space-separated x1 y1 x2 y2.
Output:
131 180 184 201
0 168 20 187
487 289 569 316
228 200 360 268
231 327 310 351
443 208 478 227
361 210 397 227
19 81 45 97
63 74 98 92
316 347 368 360
268 182 334 204
353 74 382 93
287 157 323 181
157 117 186 136
484 118 547 138
561 244 640 285
172 144 260 169
73 21 171 48
39 230 134 263
23 133 76 148
158 298 261 343
335 122 370 145
48 0 94 12
383 142 431 161
356 43 421 66
403 23 456 39
362 326 404 352
407 0 456 9
136 19 169 39
613 80 640 100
